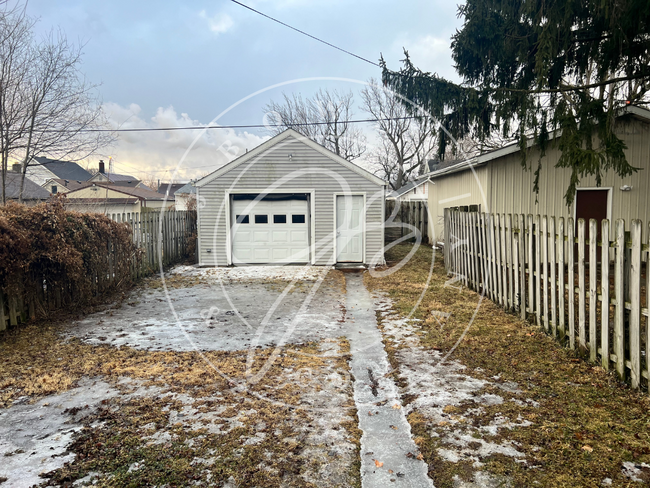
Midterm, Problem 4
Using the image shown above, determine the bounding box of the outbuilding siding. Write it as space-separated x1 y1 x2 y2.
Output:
487 117 650 224
197 135 385 266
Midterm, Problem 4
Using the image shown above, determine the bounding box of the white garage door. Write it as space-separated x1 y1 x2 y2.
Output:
231 196 310 264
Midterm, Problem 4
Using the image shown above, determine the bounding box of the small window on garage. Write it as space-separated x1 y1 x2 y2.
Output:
273 214 287 224
236 215 249 224
254 214 268 224
292 214 306 224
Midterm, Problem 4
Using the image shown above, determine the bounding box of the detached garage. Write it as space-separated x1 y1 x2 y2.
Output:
195 129 386 267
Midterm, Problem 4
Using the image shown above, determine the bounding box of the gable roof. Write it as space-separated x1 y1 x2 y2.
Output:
174 182 196 195
66 183 174 201
1 172 51 200
418 105 650 181
158 182 186 195
45 178 88 191
32 156 92 181
195 129 385 188
388 179 427 198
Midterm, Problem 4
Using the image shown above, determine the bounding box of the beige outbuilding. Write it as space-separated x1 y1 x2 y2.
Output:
421 106 650 243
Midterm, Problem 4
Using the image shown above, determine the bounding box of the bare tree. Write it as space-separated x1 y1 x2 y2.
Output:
360 79 436 190
0 2 32 203
0 1 113 204
264 89 366 161
17 30 113 202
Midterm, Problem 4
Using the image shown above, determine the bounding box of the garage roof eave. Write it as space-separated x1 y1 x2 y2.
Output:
195 129 386 188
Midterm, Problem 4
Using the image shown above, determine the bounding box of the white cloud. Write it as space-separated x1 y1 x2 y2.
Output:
199 10 234 35
98 102 268 182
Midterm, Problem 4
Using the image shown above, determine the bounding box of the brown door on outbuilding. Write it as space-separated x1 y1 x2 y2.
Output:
575 189 609 262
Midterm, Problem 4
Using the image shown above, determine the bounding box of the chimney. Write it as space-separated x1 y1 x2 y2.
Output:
98 160 105 174
11 163 21 173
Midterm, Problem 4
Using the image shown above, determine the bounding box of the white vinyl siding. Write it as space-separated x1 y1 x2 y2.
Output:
197 135 385 266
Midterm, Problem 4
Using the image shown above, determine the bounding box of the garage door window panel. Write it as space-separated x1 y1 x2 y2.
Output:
255 215 268 224
273 214 287 224
292 214 306 224
236 215 249 224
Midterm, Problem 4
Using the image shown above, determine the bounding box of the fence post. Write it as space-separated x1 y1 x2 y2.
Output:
578 219 587 352
444 208 450 271
647 221 650 392
557 217 565 339
519 214 527 321
568 218 576 349
629 220 642 389
542 216 549 331
513 215 520 313
534 215 542 326
507 214 514 310
601 219 610 370
614 219 625 380
549 217 557 337
589 219 598 362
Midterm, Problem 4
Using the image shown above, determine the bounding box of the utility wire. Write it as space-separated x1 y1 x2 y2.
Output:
229 0 381 68
51 115 421 133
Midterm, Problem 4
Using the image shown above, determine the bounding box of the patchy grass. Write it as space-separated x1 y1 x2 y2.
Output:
1 315 356 486
365 243 650 488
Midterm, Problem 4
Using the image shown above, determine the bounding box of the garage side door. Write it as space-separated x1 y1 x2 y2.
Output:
231 198 309 264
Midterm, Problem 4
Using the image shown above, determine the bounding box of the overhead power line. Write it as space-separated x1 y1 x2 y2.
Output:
229 0 381 68
56 115 422 133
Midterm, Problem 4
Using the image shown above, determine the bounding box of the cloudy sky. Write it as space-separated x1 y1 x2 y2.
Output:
26 0 463 182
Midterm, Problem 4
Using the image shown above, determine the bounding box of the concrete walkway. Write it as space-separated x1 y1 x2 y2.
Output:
344 273 434 488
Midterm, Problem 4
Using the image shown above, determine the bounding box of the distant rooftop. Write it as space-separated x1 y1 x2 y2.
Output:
1 172 51 201
174 182 196 195
32 156 92 181
158 182 186 195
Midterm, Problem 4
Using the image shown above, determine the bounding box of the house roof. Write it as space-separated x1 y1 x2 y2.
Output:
158 182 186 195
0 172 51 200
387 179 427 198
195 129 386 188
66 183 174 201
45 178 88 191
174 182 196 195
418 105 650 181
32 156 92 181
106 173 138 182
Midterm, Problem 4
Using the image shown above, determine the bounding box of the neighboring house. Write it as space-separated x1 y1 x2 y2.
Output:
386 179 428 202
174 182 196 211
64 182 175 220
195 129 387 267
88 160 150 189
42 178 88 195
26 156 92 186
419 105 650 243
1 168 51 205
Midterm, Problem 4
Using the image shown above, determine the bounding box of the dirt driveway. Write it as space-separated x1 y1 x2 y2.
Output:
0 266 361 487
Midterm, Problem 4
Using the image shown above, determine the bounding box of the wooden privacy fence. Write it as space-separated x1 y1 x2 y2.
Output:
0 209 196 332
385 200 429 243
444 209 650 393
122 210 196 274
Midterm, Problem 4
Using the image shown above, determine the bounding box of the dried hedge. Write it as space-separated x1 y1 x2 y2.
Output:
0 198 142 320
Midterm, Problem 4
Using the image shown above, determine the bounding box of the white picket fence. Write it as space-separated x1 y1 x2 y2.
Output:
444 209 649 392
